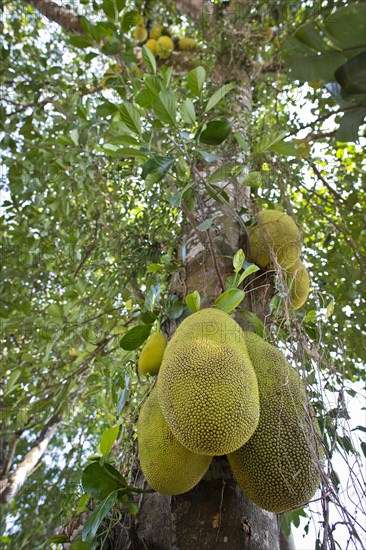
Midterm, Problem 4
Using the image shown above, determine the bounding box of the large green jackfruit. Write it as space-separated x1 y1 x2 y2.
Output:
287 259 310 310
138 387 212 495
157 308 260 456
227 332 323 513
248 210 302 269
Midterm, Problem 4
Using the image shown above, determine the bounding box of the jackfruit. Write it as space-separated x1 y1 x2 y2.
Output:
156 36 174 59
138 387 212 495
248 210 302 270
145 38 158 56
227 332 322 513
149 23 163 40
157 308 260 456
178 37 198 51
138 332 167 376
287 259 310 309
134 25 148 43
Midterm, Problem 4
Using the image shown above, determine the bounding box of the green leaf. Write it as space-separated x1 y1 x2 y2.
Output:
337 107 366 142
76 494 91 515
119 103 141 136
69 35 92 49
48 303 63 318
268 140 299 157
253 131 287 156
198 120 232 145
82 492 117 542
181 98 196 125
5 368 22 395
208 164 241 184
100 425 119 458
205 82 236 112
335 51 366 96
142 45 157 74
325 299 334 319
238 310 266 338
240 171 262 187
141 156 174 180
96 101 119 117
196 212 221 231
212 289 245 313
324 4 366 49
233 249 245 273
187 66 206 97
351 425 366 433
185 291 201 312
238 264 260 284
153 91 178 126
117 375 130 416
361 441 366 458
147 263 164 272
82 463 125 501
70 534 94 549
120 325 151 350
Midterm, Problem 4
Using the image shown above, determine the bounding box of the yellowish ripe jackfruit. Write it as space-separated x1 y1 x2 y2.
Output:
157 309 260 456
248 210 302 269
178 38 198 51
134 25 148 43
287 259 310 309
145 38 158 56
227 332 323 513
138 388 212 495
138 332 167 376
149 24 163 40
157 36 174 58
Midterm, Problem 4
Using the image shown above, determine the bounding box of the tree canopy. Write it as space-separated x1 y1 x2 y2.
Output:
1 1 365 549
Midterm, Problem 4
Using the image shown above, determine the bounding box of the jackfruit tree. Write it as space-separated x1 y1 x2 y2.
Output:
1 1 365 550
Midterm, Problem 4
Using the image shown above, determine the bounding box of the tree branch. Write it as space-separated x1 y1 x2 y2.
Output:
24 0 85 35
0 415 61 504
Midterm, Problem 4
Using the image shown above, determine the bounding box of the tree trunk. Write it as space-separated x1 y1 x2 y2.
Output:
132 44 280 545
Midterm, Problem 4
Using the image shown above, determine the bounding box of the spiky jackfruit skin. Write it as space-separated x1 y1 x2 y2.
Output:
178 38 198 51
145 39 158 56
138 332 167 376
248 210 302 270
157 36 174 58
157 309 260 456
287 259 310 309
227 332 322 513
138 387 212 495
149 24 163 40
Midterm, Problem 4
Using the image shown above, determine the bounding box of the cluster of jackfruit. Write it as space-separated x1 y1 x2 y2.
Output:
248 209 311 309
133 15 198 58
137 308 323 512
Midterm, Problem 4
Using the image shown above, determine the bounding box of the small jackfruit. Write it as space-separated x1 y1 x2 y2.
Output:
248 209 302 270
156 36 174 59
157 309 260 456
149 23 163 40
138 387 212 495
287 259 310 309
145 38 158 56
227 332 323 513
138 332 167 376
134 25 148 43
178 37 198 51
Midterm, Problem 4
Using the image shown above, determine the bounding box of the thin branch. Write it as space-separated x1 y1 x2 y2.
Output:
23 0 85 35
